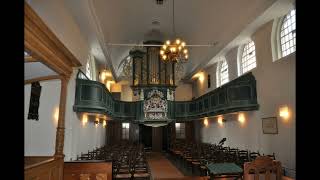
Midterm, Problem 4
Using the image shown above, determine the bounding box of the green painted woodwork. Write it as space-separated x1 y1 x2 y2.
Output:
73 70 259 121
174 72 259 120
206 162 243 179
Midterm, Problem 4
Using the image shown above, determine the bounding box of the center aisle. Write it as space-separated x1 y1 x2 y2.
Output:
146 152 210 180
147 152 185 180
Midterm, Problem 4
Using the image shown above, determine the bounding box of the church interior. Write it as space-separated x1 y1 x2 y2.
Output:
24 0 296 179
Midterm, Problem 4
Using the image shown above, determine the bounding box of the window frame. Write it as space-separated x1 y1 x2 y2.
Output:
238 40 257 76
175 123 185 139
272 8 296 61
216 58 229 87
122 123 130 140
85 54 97 81
85 60 91 80
279 9 296 58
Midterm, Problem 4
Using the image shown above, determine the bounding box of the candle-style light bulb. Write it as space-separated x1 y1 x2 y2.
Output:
162 45 167 50
183 49 188 54
163 55 167 60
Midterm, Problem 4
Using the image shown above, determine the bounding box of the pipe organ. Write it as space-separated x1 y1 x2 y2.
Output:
130 41 176 90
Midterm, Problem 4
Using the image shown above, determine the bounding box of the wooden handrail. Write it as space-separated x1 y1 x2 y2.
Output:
25 75 61 84
24 157 55 170
24 157 64 179
25 55 38 63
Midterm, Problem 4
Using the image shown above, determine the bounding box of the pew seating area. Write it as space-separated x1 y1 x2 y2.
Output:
76 142 150 180
168 139 278 177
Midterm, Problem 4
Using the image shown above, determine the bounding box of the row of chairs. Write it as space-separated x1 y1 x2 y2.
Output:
76 142 151 180
168 139 276 176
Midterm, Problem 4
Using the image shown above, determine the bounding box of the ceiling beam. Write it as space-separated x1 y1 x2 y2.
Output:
25 75 61 84
24 3 82 78
25 55 38 63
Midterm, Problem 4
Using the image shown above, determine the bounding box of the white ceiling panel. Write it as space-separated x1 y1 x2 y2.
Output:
25 62 58 80
61 0 293 80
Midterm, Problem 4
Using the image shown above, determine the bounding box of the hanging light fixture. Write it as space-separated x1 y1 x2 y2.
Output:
160 0 188 63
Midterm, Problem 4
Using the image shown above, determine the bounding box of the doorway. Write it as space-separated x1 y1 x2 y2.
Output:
140 125 152 149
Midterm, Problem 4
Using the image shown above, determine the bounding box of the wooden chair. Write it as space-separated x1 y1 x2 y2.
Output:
238 150 249 167
227 148 238 163
199 159 209 176
132 161 150 180
114 161 132 180
249 151 260 161
264 153 276 160
244 156 282 180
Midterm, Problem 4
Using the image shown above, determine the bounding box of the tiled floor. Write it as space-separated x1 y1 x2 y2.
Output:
147 152 185 179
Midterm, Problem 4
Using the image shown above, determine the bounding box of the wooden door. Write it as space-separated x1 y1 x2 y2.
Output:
152 127 163 152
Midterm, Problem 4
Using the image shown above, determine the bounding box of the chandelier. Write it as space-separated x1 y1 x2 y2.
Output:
160 39 188 62
160 0 188 63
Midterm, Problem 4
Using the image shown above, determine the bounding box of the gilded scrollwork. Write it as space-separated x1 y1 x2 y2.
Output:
143 89 168 119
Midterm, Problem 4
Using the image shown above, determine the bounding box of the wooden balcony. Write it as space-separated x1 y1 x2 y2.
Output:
24 156 64 180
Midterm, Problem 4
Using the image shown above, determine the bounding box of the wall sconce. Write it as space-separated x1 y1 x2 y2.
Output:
99 70 112 83
238 112 245 124
204 117 209 127
105 71 112 78
82 113 88 126
218 116 225 126
192 72 205 83
54 107 59 125
279 105 290 119
103 120 107 127
106 80 115 91
99 71 106 82
95 117 100 127
199 74 204 82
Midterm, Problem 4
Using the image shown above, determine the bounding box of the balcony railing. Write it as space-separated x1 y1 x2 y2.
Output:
73 70 259 121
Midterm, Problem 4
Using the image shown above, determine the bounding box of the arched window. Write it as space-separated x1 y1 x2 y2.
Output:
216 58 229 87
85 60 91 80
239 40 256 75
84 54 97 80
280 9 296 57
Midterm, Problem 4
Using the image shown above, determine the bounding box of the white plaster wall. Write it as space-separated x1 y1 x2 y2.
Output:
121 85 133 102
27 0 89 65
175 83 193 101
64 69 106 161
198 20 296 178
225 47 239 81
24 80 61 156
201 112 261 151
192 64 217 98
24 72 106 160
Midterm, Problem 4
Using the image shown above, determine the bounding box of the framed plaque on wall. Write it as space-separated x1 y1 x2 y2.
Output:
262 117 278 134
